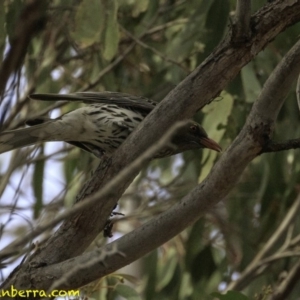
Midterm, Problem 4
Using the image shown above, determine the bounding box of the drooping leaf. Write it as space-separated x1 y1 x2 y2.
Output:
211 291 249 300
70 0 105 47
185 220 205 267
190 245 217 281
132 0 149 17
156 248 178 290
33 148 45 219
241 61 261 103
200 91 234 181
0 0 5 63
115 284 142 300
103 0 120 61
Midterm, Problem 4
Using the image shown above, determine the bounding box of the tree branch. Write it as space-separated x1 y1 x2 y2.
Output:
261 139 300 153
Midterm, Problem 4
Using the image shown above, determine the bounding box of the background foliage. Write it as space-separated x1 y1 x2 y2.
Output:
1 0 300 299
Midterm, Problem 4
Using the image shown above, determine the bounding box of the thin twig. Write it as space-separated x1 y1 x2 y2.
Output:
145 19 188 36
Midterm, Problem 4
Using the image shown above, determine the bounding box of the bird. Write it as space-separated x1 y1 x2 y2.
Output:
0 92 222 158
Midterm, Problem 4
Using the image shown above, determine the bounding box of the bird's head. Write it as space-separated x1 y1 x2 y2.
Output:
171 121 222 153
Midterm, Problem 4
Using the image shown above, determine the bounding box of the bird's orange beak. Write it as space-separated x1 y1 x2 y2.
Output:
200 137 222 152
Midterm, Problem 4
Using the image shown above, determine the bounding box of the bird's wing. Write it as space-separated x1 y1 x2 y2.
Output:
29 92 156 112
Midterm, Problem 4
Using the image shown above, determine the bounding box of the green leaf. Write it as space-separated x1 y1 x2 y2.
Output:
103 0 120 61
113 273 140 285
190 245 216 281
241 61 261 103
200 91 234 181
115 284 142 300
144 250 158 300
132 0 149 17
178 272 193 299
185 220 205 267
133 0 159 36
33 149 45 219
0 0 5 62
156 248 178 290
64 156 77 184
202 0 230 58
211 291 249 300
70 0 105 47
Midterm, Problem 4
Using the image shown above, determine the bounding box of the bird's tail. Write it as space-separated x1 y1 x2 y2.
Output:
0 123 50 154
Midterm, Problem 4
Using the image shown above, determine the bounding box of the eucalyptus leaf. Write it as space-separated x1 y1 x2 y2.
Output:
115 284 141 300
211 291 249 300
70 0 105 47
33 148 44 219
103 0 120 61
200 91 234 181
156 248 178 290
241 62 261 103
132 0 149 17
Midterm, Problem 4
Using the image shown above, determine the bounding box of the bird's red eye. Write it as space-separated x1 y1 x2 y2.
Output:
190 125 197 131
